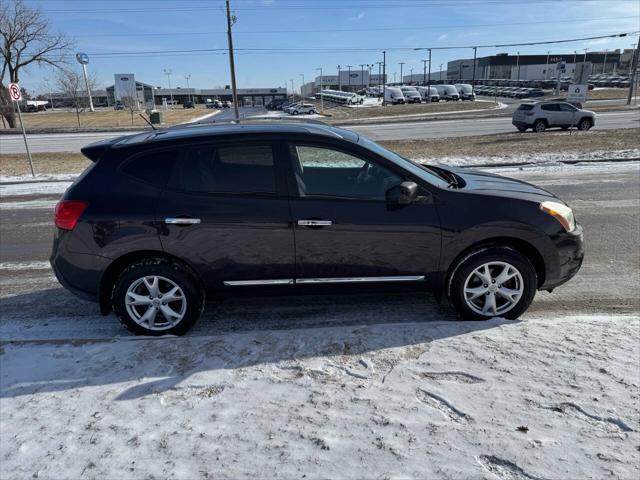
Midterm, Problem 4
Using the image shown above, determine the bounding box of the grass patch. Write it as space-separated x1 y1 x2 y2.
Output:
379 128 640 159
587 88 632 100
0 152 90 176
1 107 216 130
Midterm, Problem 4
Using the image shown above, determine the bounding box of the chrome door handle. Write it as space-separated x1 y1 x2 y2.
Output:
165 217 201 225
297 219 332 226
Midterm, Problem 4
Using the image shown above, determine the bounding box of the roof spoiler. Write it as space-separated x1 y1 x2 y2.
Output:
80 136 124 162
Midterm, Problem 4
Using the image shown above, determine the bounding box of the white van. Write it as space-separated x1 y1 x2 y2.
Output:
454 84 475 101
417 86 440 102
435 84 460 101
401 86 422 103
384 86 405 104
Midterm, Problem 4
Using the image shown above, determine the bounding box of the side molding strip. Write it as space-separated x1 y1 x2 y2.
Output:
223 276 425 286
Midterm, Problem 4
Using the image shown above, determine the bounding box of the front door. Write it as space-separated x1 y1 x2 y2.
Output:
157 141 294 289
286 142 441 284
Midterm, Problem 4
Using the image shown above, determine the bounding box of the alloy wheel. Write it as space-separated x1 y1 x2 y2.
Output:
463 261 524 316
125 275 187 331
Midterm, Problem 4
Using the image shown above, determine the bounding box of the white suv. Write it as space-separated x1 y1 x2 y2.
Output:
289 104 317 115
513 101 595 133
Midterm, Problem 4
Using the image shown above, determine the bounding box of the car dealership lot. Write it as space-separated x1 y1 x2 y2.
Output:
1 161 638 479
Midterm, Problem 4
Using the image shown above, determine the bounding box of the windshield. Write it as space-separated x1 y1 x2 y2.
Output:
358 137 450 188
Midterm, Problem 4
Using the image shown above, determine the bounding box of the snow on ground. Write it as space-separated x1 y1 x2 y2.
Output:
0 180 72 197
1 314 638 479
415 149 640 168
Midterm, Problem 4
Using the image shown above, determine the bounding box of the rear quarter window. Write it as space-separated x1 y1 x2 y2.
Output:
121 149 178 187
518 104 534 111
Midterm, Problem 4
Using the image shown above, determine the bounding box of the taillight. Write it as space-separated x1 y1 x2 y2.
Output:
54 200 89 230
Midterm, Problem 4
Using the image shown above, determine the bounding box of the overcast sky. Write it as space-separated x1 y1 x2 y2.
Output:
20 0 640 94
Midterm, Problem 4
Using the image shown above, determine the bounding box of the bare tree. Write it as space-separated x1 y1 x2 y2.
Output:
120 81 141 126
1 0 72 128
56 68 96 127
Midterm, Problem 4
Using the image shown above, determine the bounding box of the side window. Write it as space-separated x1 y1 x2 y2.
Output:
169 144 276 195
122 149 178 187
289 144 405 201
558 103 577 112
541 104 559 112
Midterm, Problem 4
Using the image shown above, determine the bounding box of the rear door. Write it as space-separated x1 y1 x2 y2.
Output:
285 141 441 283
157 140 295 289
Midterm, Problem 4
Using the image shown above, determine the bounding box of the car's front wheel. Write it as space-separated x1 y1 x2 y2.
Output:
578 118 592 131
449 247 537 320
113 258 203 336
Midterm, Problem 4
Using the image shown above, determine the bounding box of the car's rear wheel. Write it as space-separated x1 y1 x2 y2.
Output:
113 259 203 336
578 118 592 131
449 247 537 320
533 120 546 133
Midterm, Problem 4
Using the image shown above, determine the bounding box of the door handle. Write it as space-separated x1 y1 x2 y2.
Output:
165 217 201 225
297 219 332 227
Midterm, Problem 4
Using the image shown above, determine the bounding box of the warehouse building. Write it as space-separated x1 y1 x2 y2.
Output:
446 51 624 81
302 72 388 97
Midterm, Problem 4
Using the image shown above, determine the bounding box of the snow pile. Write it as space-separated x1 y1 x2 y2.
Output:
1 314 638 479
414 149 640 167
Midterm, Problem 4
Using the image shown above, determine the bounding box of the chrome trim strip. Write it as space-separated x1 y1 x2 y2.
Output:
223 279 294 286
165 217 201 225
297 220 333 226
295 275 425 284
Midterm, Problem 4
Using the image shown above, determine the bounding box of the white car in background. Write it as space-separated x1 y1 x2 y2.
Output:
289 103 316 115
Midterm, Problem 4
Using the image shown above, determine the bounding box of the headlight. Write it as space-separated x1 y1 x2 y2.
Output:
540 201 576 232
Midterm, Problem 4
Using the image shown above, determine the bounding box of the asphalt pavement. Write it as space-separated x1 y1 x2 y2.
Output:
1 110 637 153
1 162 637 341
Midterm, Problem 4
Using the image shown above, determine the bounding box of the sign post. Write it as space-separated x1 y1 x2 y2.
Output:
9 83 35 177
76 52 94 112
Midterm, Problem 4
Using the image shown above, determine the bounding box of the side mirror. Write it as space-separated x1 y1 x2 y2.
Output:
387 181 418 205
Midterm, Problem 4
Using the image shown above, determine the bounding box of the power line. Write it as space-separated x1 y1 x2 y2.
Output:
70 16 632 37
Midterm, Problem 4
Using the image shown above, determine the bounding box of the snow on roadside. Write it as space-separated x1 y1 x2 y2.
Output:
1 314 638 479
0 181 72 197
414 148 640 167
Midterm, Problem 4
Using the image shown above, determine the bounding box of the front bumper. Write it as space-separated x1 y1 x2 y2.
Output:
540 224 584 290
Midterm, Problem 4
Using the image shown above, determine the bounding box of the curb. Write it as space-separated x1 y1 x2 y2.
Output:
2 157 638 186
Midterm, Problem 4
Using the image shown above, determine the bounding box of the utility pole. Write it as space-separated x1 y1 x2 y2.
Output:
421 59 428 86
225 0 240 120
603 49 609 74
627 36 640 105
471 46 477 89
184 74 192 103
299 73 305 103
337 65 341 91
399 62 405 85
359 64 366 90
427 49 432 102
164 68 173 108
516 51 520 81
316 67 323 114
347 65 352 91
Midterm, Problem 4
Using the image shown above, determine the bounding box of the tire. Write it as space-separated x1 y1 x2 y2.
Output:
113 258 203 336
310 110 316 114
448 247 537 321
577 118 592 131
533 120 546 133
292 111 298 115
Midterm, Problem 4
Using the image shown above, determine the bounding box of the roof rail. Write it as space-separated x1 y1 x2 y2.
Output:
169 115 329 130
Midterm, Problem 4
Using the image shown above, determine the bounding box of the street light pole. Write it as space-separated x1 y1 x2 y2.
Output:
516 51 520 81
184 74 191 103
603 49 609 74
359 63 366 90
427 49 432 102
399 62 405 85
439 64 443 81
299 73 305 103
316 67 323 114
164 68 173 108
337 65 341 91
347 65 352 91
545 51 550 80
382 50 386 105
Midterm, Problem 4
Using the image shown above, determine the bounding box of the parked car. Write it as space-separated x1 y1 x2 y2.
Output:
51 122 584 335
182 100 195 109
384 86 405 104
266 98 288 110
435 84 460 101
283 103 301 113
289 103 316 115
205 99 222 109
454 84 475 101
512 101 595 132
114 102 124 111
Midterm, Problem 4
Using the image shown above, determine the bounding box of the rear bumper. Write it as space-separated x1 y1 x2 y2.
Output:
540 224 585 290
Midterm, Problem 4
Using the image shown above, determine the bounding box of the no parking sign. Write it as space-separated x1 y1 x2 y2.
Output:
8 83 22 102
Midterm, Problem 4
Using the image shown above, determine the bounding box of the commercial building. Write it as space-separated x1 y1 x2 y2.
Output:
401 70 448 84
301 72 388 97
446 51 626 81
